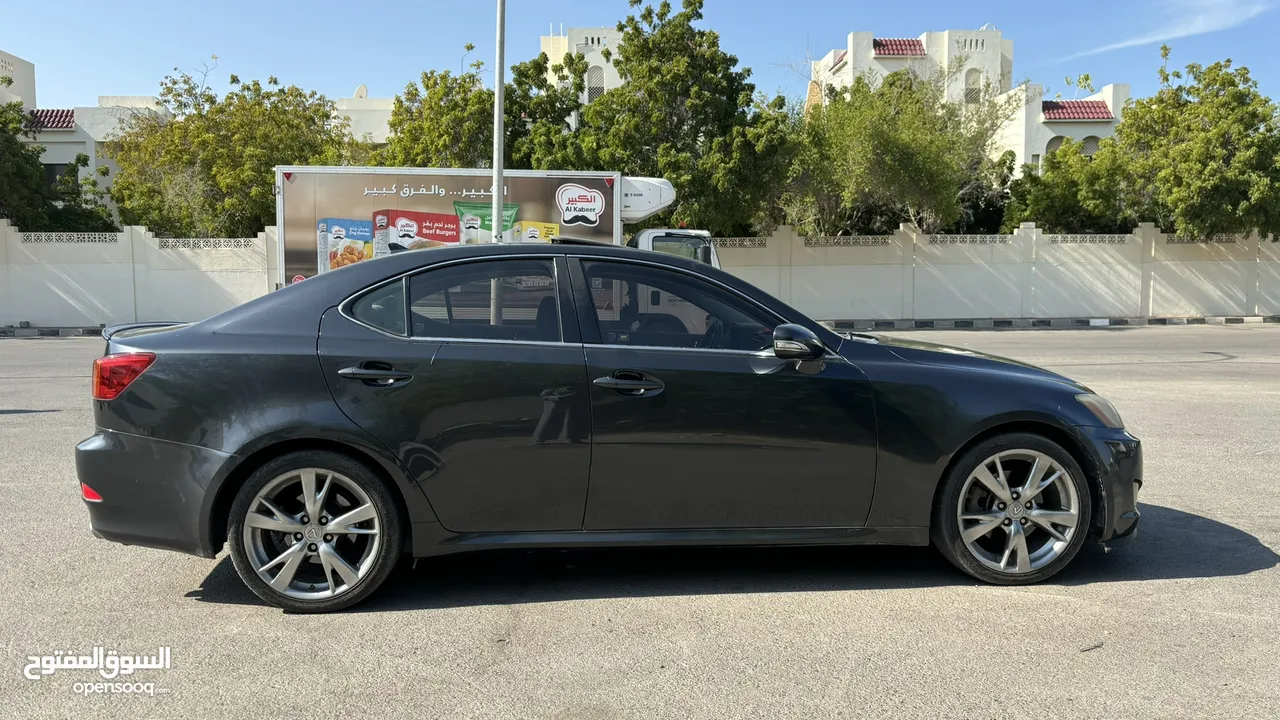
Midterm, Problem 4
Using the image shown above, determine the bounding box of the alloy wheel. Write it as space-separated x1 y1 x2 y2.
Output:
242 468 381 600
956 449 1081 575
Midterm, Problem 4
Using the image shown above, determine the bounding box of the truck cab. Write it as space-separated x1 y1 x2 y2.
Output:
628 229 721 269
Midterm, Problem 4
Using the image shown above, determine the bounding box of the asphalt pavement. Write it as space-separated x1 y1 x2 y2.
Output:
1 326 1277 719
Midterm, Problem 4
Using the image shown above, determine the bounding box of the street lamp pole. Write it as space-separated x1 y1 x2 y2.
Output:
491 0 506 242
490 0 506 325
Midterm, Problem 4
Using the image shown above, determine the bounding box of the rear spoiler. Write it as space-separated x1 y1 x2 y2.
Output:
102 322 186 341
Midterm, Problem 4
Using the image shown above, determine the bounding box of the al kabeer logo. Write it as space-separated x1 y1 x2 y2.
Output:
556 183 606 226
395 217 418 239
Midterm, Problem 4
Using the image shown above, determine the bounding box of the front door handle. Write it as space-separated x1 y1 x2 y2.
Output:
593 372 664 396
338 365 412 386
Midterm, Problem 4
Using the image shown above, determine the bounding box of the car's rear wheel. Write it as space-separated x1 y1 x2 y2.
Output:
932 433 1092 585
228 451 402 612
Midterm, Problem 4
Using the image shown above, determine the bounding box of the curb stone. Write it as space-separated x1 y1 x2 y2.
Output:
821 316 1278 331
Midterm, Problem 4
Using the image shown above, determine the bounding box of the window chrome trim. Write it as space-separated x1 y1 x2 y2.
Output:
591 343 769 357
338 253 573 345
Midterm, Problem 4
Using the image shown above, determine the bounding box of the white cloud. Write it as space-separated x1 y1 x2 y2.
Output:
1065 0 1272 59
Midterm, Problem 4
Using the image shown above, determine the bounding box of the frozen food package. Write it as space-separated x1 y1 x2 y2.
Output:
320 218 374 271
513 221 560 241
453 202 519 243
375 210 461 252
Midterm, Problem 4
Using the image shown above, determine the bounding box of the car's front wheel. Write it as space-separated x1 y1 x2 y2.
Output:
932 433 1092 585
228 451 403 612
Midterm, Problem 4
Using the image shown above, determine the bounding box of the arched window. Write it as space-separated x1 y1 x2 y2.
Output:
965 68 982 104
587 65 606 103
1081 135 1101 156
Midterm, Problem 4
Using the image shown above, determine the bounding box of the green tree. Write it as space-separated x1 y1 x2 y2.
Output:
378 47 588 170
1002 137 1136 234
0 76 116 231
105 62 371 238
537 0 795 236
1113 46 1280 238
1005 47 1280 237
784 65 1027 235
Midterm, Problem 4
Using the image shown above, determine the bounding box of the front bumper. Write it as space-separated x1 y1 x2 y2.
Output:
76 430 232 558
1074 426 1142 544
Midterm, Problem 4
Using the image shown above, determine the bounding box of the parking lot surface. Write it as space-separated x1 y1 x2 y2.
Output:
1 326 1277 719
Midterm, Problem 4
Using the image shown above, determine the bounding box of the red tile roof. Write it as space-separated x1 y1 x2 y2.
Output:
1041 100 1113 121
28 108 75 131
873 38 926 56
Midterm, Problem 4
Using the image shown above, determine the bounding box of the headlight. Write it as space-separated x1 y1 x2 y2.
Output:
1076 393 1124 429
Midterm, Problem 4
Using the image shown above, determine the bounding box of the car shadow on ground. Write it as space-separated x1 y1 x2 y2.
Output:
188 503 1277 612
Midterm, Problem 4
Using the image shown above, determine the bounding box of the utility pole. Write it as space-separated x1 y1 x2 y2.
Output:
490 0 506 325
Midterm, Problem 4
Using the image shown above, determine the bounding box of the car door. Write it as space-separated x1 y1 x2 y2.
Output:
318 255 592 533
569 257 878 530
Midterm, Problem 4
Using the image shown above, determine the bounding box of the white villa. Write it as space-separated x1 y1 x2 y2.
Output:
540 26 625 105
807 28 1130 173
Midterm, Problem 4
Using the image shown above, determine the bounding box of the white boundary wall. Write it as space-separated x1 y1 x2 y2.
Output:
1 219 1276 326
719 223 1278 320
0 220 271 327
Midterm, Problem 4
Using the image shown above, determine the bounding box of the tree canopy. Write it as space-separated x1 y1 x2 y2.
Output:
376 48 588 171
535 0 795 236
782 65 1026 235
1004 46 1280 237
105 63 372 238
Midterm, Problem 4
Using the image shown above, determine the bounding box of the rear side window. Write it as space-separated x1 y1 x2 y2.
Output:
350 280 407 336
407 259 561 342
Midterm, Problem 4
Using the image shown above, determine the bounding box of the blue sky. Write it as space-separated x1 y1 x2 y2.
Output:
3 0 1276 109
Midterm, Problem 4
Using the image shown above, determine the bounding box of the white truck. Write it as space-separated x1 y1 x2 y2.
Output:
272 166 721 287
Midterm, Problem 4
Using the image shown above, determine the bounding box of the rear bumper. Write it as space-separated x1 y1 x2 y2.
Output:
76 430 230 558
1074 426 1142 544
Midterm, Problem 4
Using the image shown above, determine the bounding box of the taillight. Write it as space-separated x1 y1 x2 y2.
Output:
92 352 156 400
81 483 103 502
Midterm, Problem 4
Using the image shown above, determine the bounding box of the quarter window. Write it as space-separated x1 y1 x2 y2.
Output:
580 260 776 352
350 280 407 336
408 259 561 342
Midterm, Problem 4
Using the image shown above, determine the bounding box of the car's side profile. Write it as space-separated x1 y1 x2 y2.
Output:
77 240 1141 612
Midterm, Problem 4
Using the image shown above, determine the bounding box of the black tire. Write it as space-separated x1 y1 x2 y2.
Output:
228 450 403 613
931 433 1092 585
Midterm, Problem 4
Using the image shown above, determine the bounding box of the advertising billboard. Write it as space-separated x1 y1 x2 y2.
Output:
277 167 621 282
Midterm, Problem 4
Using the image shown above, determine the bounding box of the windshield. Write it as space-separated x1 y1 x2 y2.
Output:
650 235 710 261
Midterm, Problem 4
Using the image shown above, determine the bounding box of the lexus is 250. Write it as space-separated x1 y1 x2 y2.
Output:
77 238 1141 612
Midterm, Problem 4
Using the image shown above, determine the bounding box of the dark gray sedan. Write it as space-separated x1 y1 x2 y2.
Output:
77 238 1141 612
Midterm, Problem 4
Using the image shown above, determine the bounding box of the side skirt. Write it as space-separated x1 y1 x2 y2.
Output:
410 523 929 557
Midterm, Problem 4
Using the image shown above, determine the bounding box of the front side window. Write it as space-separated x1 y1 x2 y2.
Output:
408 259 561 342
580 260 775 352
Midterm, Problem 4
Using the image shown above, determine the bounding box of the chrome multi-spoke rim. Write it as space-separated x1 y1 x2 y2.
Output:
957 450 1080 575
242 468 381 600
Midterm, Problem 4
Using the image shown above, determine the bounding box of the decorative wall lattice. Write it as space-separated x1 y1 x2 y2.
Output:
1167 235 1238 244
927 235 1011 245
1045 235 1131 244
803 236 892 247
715 237 768 248
19 232 119 244
157 238 258 250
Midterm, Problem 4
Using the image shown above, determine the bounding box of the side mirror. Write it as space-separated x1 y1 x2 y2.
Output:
772 323 825 361
696 244 712 265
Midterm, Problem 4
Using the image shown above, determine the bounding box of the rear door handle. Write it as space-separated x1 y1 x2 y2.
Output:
338 366 413 385
593 373 664 396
